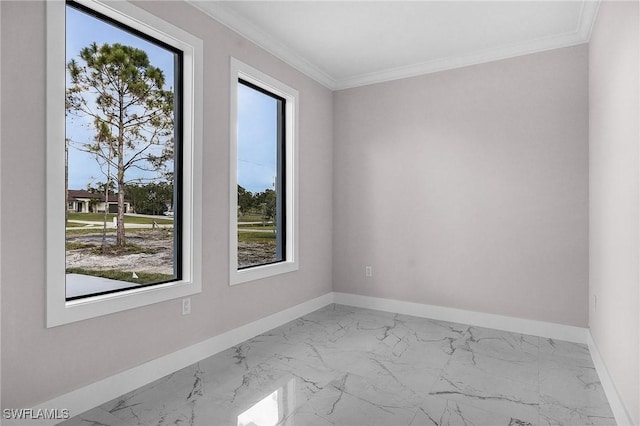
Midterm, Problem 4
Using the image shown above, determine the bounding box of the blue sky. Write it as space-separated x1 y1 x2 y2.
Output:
66 5 277 195
237 84 278 194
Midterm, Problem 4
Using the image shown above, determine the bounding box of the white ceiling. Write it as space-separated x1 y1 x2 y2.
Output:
190 1 599 90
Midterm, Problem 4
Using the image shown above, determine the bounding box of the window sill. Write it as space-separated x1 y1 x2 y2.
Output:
230 260 299 286
47 277 200 327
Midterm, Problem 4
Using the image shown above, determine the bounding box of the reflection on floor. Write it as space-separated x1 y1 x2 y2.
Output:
62 304 615 426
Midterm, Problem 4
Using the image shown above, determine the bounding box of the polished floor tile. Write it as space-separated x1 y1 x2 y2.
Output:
61 304 615 426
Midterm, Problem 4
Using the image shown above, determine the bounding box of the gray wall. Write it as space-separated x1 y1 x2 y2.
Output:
333 45 589 327
4 1 636 418
589 1 640 423
0 1 334 408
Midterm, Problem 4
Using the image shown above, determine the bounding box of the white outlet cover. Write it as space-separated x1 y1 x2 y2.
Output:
182 298 191 315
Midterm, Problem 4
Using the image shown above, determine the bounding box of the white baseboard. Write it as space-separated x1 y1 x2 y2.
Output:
588 331 635 426
15 292 618 426
9 293 334 426
333 292 589 344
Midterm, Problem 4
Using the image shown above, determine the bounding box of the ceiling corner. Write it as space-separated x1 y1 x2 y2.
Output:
578 0 601 42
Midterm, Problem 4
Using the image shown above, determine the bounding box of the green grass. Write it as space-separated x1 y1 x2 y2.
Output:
66 267 174 285
238 223 275 230
66 241 95 250
65 228 173 239
66 227 117 235
67 212 173 225
237 214 271 223
238 231 276 243
66 221 91 227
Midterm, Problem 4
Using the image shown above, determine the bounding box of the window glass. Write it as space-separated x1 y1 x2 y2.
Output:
229 58 297 285
65 2 181 300
237 80 285 269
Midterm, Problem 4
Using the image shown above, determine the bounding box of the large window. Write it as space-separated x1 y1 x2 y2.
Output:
47 0 203 326
65 2 181 300
230 59 298 285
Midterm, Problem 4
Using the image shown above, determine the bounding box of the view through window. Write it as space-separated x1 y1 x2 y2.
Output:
237 80 285 269
65 1 181 300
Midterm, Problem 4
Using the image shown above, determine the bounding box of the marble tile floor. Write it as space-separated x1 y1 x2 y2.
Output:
61 304 615 426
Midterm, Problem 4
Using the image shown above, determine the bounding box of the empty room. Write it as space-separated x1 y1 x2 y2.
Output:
0 0 638 425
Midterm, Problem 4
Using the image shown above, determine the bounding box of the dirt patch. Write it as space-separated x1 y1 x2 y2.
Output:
238 241 277 268
66 229 174 275
67 230 278 273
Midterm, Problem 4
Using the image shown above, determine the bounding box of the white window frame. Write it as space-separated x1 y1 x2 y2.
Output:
46 0 203 327
229 58 299 285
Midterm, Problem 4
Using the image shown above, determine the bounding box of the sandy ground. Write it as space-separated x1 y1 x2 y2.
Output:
66 229 277 273
237 241 277 268
66 229 175 274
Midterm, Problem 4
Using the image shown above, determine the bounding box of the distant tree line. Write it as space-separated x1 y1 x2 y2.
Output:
238 185 276 222
87 181 173 216
126 182 173 216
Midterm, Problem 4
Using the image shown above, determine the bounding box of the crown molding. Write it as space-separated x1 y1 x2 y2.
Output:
578 0 601 42
188 0 600 91
187 1 337 90
334 30 589 90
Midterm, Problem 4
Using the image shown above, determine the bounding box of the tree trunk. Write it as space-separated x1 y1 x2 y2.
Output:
101 163 110 252
116 94 126 247
116 148 126 246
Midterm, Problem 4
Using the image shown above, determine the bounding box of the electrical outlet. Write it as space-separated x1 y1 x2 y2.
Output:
365 266 373 277
182 297 191 316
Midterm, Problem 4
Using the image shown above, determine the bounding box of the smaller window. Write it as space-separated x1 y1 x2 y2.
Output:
230 59 298 285
236 79 286 269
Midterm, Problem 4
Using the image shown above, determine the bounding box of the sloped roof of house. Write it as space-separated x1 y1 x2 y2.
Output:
68 189 124 203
